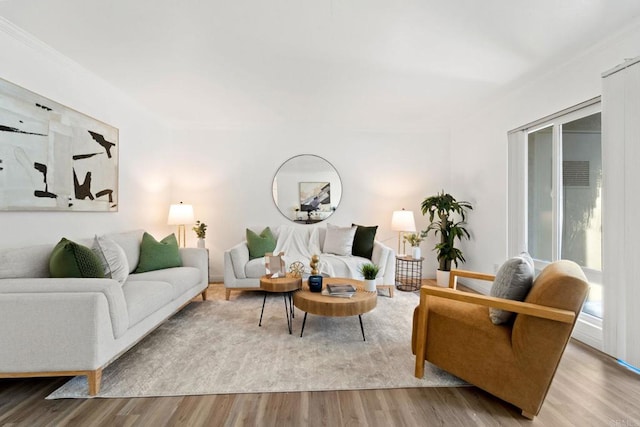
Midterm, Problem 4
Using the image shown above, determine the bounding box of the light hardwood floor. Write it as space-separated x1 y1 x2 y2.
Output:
1 284 639 427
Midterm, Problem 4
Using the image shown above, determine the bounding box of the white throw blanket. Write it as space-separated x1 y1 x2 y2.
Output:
274 226 337 277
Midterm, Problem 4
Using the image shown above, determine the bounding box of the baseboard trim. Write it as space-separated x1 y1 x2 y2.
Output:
572 315 603 351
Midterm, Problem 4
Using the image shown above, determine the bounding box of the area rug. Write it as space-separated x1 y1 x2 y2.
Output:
47 286 465 399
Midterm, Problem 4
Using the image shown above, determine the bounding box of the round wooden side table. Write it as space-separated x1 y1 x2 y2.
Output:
259 275 302 334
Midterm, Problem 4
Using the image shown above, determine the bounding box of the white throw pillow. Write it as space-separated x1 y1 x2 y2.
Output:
323 224 357 256
92 235 130 285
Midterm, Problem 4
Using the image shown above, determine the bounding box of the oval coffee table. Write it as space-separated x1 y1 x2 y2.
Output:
293 277 376 341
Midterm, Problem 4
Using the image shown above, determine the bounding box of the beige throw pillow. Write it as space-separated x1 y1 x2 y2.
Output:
323 224 357 256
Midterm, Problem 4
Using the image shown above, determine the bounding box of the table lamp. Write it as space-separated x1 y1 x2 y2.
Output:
168 202 195 247
391 209 416 256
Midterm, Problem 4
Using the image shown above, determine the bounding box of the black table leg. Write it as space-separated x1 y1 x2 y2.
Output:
289 292 294 319
300 312 308 337
259 292 267 327
283 293 292 334
359 314 366 341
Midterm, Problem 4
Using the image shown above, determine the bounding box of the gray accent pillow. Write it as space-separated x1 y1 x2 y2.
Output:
92 235 130 285
489 253 534 325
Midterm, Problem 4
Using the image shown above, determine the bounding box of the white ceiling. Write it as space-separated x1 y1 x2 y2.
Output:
1 0 640 130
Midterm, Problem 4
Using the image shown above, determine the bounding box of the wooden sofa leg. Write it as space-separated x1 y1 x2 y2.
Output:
201 289 208 301
225 289 231 300
88 369 102 396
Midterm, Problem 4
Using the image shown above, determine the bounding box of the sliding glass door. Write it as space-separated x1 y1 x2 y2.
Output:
519 103 602 347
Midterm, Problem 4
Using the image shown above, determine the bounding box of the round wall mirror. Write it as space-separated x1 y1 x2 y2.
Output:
272 154 342 224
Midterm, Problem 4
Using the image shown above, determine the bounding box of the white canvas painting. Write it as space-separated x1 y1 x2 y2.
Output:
0 77 118 211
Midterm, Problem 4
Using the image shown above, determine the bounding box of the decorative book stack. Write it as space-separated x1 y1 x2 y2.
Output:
324 284 356 298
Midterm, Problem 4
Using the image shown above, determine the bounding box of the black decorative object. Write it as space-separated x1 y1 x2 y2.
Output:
308 275 323 293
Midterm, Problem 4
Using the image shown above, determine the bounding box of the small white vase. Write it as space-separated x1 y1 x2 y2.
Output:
411 246 421 259
197 238 206 249
436 270 450 287
364 279 377 292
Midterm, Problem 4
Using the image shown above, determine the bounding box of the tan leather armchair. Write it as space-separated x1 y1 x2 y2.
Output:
412 260 589 419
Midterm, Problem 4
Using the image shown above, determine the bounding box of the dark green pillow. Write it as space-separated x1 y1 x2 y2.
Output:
246 227 276 260
134 232 182 273
351 224 378 259
49 238 105 278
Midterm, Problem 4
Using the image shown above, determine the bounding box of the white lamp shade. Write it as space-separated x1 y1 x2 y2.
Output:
168 203 195 225
391 209 416 232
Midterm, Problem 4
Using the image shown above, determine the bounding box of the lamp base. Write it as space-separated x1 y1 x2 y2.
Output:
176 225 186 247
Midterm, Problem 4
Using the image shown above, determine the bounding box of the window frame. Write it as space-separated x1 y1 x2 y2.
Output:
508 98 603 350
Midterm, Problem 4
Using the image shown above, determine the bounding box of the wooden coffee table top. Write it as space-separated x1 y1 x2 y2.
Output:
260 275 302 293
293 277 377 317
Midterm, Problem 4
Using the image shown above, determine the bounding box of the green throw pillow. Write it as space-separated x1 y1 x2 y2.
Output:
49 238 105 278
134 232 182 273
352 224 378 259
246 227 276 260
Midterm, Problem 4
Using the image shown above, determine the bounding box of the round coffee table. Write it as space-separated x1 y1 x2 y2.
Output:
293 277 377 341
259 275 302 334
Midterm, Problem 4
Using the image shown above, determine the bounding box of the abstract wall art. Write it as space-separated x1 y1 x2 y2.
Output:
0 77 118 212
299 182 330 212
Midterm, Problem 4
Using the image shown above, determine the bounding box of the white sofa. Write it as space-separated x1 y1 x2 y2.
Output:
0 229 209 395
224 225 395 300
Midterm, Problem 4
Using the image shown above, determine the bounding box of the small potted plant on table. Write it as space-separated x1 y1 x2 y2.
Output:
192 220 207 248
359 263 380 292
403 231 427 259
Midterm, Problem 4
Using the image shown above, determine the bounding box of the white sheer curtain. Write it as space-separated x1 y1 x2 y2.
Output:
602 56 640 369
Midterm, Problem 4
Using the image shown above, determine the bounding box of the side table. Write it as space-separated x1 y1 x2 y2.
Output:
259 275 302 334
395 256 423 291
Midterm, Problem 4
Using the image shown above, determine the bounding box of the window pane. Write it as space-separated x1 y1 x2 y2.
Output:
528 127 553 261
561 113 602 271
561 113 602 318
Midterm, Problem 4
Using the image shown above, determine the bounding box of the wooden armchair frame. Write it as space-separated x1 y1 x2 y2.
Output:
414 269 576 419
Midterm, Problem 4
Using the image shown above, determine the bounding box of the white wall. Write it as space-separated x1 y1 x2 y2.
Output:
0 20 452 281
170 127 450 280
450 18 640 293
4 13 639 286
0 22 172 248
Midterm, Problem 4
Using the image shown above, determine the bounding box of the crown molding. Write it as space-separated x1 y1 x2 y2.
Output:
0 16 85 71
0 16 169 126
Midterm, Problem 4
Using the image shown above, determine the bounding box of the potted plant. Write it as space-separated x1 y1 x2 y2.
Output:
192 220 207 248
359 262 380 292
421 191 473 286
403 231 427 259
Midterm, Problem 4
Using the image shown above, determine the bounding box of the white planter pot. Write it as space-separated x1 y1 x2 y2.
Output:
411 246 421 259
197 238 206 249
364 279 377 292
436 270 450 287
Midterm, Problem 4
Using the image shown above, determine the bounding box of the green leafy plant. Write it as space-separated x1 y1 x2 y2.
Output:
359 262 380 280
192 221 207 239
421 190 473 272
403 231 427 247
